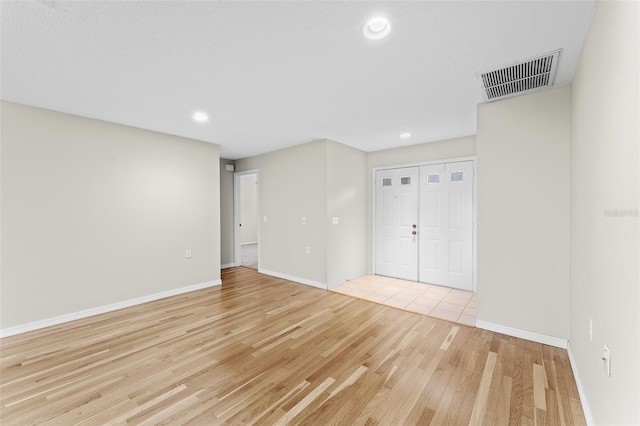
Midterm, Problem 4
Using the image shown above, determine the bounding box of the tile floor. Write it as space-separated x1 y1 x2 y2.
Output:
331 274 476 326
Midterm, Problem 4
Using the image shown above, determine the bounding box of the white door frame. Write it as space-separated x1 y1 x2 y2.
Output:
372 156 477 292
234 169 260 268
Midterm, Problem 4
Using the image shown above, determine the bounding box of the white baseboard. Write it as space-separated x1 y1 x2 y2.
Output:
259 268 326 290
221 263 236 269
567 341 594 426
0 279 222 338
475 320 568 349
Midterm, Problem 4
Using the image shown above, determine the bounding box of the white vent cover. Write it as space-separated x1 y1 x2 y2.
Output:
477 50 561 101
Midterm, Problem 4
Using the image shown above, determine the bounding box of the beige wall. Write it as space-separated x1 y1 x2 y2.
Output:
236 141 329 286
367 136 476 170
219 159 235 267
237 137 472 287
570 1 639 424
476 87 571 339
1 101 221 329
326 141 367 288
235 139 367 288
366 136 477 271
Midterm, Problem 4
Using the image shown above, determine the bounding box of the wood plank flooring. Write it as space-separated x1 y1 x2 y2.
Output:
0 267 585 425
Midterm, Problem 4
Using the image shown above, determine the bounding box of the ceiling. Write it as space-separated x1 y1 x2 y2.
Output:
1 1 596 160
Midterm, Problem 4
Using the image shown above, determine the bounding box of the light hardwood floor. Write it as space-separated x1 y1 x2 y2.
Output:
0 267 585 425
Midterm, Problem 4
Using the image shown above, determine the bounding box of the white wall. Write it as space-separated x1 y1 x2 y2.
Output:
326 140 367 288
366 136 477 272
570 1 639 424
1 101 221 329
220 159 235 266
476 87 571 339
240 174 258 244
236 141 328 286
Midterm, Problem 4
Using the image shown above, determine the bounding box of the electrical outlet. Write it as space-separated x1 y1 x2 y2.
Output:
302 217 306 225
186 250 192 259
263 216 268 223
305 246 310 254
588 318 593 341
602 344 611 377
332 217 339 225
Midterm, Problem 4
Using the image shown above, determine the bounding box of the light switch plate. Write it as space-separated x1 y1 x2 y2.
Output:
332 217 339 225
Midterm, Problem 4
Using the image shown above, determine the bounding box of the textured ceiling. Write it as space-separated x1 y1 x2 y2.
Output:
1 1 596 160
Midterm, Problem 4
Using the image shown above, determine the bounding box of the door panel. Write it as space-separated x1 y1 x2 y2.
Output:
449 240 463 273
425 192 440 227
449 191 463 228
419 161 473 290
375 167 419 281
425 239 440 270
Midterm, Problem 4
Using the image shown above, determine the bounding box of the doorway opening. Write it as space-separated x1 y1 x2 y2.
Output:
234 171 259 270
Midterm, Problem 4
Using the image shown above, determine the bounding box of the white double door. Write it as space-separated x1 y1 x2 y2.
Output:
375 161 474 291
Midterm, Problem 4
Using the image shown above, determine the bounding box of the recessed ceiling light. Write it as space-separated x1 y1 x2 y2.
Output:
400 132 411 139
363 17 391 40
192 111 209 123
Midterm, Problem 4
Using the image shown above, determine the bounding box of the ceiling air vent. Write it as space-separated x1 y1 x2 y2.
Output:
477 49 561 101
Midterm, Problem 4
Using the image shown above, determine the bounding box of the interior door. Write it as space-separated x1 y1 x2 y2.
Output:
419 161 474 290
375 167 419 281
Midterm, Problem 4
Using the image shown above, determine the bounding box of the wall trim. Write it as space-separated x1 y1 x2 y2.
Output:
476 320 568 348
0 280 222 338
241 241 258 246
567 341 595 426
221 263 237 269
259 268 326 290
